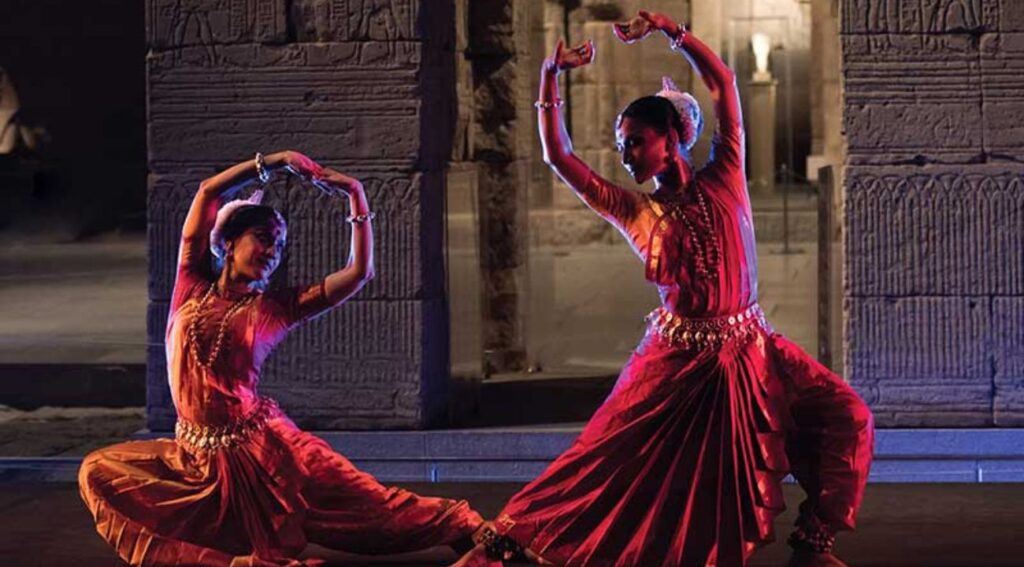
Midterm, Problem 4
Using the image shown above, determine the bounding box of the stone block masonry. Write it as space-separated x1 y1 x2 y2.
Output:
146 0 456 430
842 0 1024 426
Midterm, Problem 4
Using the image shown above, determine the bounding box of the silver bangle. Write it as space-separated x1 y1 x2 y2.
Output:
254 152 271 184
534 99 564 110
347 211 375 224
670 23 688 51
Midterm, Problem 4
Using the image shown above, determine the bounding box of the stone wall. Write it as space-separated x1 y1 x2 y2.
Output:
842 0 1024 426
146 0 456 430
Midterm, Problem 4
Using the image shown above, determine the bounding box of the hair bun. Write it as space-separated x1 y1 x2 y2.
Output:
209 190 265 260
655 76 704 150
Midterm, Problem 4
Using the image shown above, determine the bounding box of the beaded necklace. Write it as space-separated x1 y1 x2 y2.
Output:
186 284 256 369
658 185 721 282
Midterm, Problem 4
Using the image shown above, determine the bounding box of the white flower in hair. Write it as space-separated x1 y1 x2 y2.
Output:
210 189 264 260
655 76 703 150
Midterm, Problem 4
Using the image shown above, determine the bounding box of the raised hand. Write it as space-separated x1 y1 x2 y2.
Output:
614 10 681 43
311 167 362 198
545 39 596 74
613 15 652 44
281 151 325 182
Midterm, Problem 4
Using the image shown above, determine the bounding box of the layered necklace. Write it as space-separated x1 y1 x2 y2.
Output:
659 184 721 282
186 284 256 369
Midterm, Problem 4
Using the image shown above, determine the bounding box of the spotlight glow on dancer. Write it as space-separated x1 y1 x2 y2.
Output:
79 151 484 566
453 10 873 567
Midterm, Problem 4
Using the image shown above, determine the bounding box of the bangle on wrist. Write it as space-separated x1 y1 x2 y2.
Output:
542 58 560 76
347 211 375 224
254 152 271 184
670 23 688 51
534 99 564 110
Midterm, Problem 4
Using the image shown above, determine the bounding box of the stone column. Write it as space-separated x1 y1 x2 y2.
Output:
842 0 1024 426
746 78 778 195
809 0 846 183
469 0 534 374
146 0 457 430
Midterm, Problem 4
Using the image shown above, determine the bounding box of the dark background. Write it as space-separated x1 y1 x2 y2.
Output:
0 0 146 237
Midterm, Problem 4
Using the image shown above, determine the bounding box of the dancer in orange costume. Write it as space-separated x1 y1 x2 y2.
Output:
79 151 483 566
454 10 873 567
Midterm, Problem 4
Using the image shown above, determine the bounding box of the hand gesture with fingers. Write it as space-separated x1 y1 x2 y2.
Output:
282 151 325 182
312 167 363 198
545 39 596 74
614 10 681 43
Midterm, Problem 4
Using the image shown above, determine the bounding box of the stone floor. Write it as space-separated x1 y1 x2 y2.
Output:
0 232 148 364
0 406 144 457
3 482 1022 566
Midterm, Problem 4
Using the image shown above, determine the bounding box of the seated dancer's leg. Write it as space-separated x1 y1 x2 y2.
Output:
288 430 483 555
78 443 305 567
769 335 874 564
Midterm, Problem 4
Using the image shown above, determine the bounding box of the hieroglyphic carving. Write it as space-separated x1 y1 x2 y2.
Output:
842 1 1024 426
148 0 287 67
846 168 1024 296
147 41 420 73
843 34 983 155
993 297 1024 392
290 0 419 41
845 0 995 34
924 0 982 31
282 173 434 301
260 299 436 428
845 295 993 426
148 173 205 302
146 0 455 429
146 301 176 430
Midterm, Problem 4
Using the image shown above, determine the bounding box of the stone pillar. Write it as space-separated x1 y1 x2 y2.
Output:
146 0 457 430
808 0 845 183
842 0 1024 426
746 78 778 195
469 0 533 374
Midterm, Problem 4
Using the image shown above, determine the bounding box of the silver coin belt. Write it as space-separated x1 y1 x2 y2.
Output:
175 397 279 453
645 303 770 350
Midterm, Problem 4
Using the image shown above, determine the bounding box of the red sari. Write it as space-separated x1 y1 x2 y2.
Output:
78 267 482 566
494 35 874 567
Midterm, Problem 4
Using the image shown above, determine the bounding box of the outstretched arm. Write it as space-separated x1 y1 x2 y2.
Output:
314 169 375 306
539 40 642 225
254 167 374 332
623 11 744 168
537 40 593 192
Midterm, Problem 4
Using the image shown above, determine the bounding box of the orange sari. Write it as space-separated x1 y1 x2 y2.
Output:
79 268 481 566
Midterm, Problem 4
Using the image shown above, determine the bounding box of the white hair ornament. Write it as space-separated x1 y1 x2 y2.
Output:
655 76 703 150
209 188 265 260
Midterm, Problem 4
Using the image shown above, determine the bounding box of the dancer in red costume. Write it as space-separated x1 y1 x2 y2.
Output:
79 151 483 566
453 10 873 567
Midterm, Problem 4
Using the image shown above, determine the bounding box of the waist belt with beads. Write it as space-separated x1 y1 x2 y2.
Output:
175 397 279 453
645 303 770 350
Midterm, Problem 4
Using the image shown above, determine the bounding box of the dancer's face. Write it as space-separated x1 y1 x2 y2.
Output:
226 221 286 283
616 116 674 184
